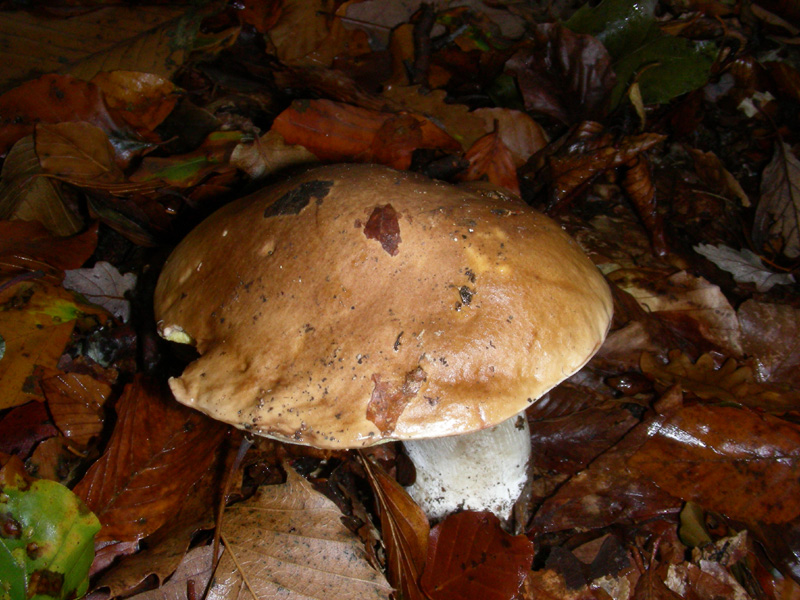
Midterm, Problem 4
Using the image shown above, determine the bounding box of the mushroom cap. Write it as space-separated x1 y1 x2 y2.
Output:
154 164 612 448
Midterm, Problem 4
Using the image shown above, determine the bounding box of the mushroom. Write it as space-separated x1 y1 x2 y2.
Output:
154 164 612 522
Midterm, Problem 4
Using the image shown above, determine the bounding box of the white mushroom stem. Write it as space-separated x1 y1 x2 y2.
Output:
402 414 531 522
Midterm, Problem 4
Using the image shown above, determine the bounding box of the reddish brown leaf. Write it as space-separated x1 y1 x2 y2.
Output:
0 74 124 156
0 401 58 458
458 129 520 195
73 375 227 545
91 71 180 136
0 220 98 278
623 155 667 256
41 371 111 448
362 455 430 600
628 403 800 523
420 511 534 600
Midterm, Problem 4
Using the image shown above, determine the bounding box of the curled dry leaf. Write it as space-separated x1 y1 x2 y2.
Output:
420 511 535 600
753 142 800 258
207 465 392 600
628 403 800 523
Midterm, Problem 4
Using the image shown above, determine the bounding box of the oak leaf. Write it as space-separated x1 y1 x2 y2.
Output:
63 261 137 323
206 465 393 600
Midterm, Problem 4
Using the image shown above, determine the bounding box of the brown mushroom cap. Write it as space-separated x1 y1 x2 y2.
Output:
154 164 612 448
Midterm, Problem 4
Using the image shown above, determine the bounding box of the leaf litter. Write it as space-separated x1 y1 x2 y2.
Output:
1 0 800 599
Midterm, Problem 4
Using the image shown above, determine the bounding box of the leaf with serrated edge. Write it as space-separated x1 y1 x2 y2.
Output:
63 261 136 322
694 243 795 291
207 466 392 600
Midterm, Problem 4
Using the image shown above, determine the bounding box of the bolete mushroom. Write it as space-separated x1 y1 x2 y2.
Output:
154 164 612 521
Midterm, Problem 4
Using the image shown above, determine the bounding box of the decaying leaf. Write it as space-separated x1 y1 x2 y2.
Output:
206 465 393 600
695 243 795 291
63 261 137 322
420 511 535 600
753 142 800 258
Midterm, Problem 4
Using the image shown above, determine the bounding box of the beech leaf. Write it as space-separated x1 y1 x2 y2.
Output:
63 261 137 322
694 243 795 291
206 466 393 600
753 142 800 258
420 511 535 600
35 122 125 184
42 371 111 448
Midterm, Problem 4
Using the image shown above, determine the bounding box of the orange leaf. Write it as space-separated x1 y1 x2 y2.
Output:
42 371 111 448
420 511 534 600
0 74 124 156
0 220 98 278
458 129 520 195
91 70 180 135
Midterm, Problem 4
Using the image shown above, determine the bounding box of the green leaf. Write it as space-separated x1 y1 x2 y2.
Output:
0 457 100 600
565 0 716 106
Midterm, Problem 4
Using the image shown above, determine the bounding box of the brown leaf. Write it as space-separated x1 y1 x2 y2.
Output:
73 375 228 545
230 130 318 180
420 511 534 600
0 401 59 457
206 465 393 600
35 122 125 184
753 141 800 258
640 350 800 412
471 108 549 167
505 24 616 125
739 299 800 388
0 136 84 237
41 371 111 448
628 403 800 523
623 156 668 256
362 455 430 600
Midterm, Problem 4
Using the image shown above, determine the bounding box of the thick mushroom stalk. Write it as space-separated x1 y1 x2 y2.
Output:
403 414 531 522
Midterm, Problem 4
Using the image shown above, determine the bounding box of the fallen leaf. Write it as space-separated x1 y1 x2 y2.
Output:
738 299 800 387
420 511 535 600
505 24 616 124
63 261 137 322
73 376 228 546
206 465 393 600
35 122 125 184
640 350 800 412
362 455 430 600
0 220 98 278
0 135 84 237
41 371 111 448
0 7 202 89
126 545 221 600
0 279 105 410
230 130 318 180
565 0 716 107
471 107 548 167
628 403 800 523
694 243 795 291
0 401 59 457
91 71 180 135
457 128 520 194
753 142 800 258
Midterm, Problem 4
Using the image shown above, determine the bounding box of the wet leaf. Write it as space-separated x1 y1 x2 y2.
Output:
753 142 800 258
738 300 800 387
63 261 137 323
0 401 59 458
420 511 534 600
206 466 393 600
73 376 227 546
362 455 430 600
457 129 520 194
565 0 717 106
694 243 795 291
0 455 100 600
91 71 180 135
629 403 800 523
